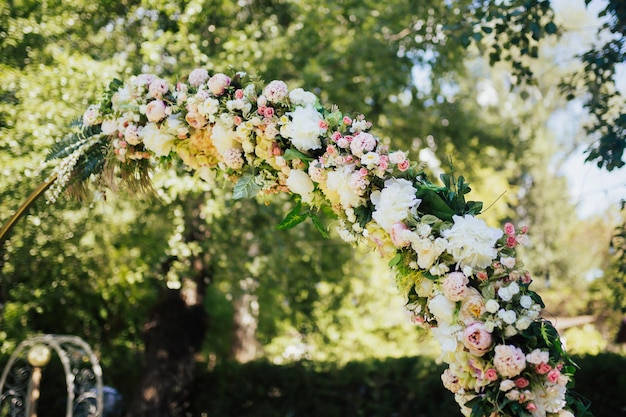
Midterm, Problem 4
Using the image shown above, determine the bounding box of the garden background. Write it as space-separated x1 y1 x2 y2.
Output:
1 0 625 416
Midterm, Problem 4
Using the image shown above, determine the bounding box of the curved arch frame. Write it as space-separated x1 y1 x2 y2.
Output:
0 334 103 417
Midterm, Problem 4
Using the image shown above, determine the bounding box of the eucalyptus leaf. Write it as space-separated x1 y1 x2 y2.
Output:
232 173 262 199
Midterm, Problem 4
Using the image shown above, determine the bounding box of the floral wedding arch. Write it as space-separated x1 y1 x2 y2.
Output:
43 68 590 417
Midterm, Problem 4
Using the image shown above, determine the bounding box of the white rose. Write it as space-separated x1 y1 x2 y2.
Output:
441 215 503 269
498 309 517 324
497 286 513 302
485 299 500 313
286 170 315 204
428 293 457 324
520 295 533 309
141 122 176 157
516 316 532 331
285 105 324 152
499 379 516 392
371 178 419 233
500 256 516 269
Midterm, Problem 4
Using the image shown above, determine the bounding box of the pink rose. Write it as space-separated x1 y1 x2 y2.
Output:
535 363 552 375
506 236 517 248
515 377 529 388
504 222 515 236
145 100 167 122
547 368 561 383
462 322 493 356
485 368 498 382
207 73 231 95
397 160 410 171
343 116 352 125
442 272 469 301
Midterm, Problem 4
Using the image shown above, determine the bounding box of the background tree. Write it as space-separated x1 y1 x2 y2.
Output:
1 1 622 416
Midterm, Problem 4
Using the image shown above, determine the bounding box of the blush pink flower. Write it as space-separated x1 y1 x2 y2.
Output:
515 377 530 388
462 322 493 356
264 80 289 102
442 272 469 301
493 345 526 378
145 100 167 123
390 222 411 248
188 68 209 87
207 73 231 95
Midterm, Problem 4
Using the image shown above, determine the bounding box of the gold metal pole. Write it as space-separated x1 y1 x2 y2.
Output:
0 174 58 247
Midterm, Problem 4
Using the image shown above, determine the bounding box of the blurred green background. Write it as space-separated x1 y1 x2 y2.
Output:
1 0 625 416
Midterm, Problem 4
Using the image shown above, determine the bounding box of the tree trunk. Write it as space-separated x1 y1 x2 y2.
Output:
125 288 208 417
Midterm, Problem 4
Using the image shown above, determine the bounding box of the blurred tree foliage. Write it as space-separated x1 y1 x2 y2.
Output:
0 0 622 415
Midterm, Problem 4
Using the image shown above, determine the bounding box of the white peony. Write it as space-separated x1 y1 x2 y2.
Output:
324 165 364 209
141 122 176 157
286 169 315 204
370 178 419 233
285 105 324 152
442 215 503 269
264 80 289 102
431 321 462 354
289 88 317 106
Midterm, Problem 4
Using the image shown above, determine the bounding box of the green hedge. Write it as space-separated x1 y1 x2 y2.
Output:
190 354 626 417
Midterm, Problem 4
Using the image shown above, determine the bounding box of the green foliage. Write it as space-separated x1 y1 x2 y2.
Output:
185 354 626 417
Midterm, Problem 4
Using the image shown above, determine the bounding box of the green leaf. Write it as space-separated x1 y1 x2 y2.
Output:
283 148 315 162
232 173 262 199
415 188 455 221
276 201 307 230
308 211 330 238
388 253 402 267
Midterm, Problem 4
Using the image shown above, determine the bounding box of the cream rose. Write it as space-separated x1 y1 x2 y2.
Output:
286 169 315 204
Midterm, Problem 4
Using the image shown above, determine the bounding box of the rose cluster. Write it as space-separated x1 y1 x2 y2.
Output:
46 68 586 417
